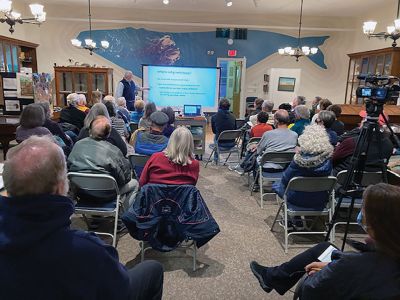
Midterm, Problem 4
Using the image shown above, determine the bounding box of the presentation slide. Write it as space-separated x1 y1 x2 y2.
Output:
142 65 220 111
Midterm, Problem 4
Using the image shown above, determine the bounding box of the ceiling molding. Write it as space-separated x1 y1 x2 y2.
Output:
47 16 355 32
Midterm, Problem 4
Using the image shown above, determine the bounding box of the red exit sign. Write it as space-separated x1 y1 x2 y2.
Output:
228 50 237 57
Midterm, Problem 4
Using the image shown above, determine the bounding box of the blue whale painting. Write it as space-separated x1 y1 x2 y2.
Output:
76 27 329 77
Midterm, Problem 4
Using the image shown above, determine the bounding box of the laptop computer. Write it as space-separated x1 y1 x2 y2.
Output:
183 105 202 117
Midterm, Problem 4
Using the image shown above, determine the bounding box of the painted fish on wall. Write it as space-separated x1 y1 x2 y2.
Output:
76 27 329 77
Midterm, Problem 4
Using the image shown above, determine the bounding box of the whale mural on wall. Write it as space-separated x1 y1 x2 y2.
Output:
76 27 329 77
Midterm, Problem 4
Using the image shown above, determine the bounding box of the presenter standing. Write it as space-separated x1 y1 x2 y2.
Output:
115 71 148 111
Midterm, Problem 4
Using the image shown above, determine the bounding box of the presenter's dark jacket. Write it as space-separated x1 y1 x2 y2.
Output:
122 184 220 252
68 137 131 188
60 105 87 130
121 79 136 110
77 127 127 157
0 194 131 300
300 249 400 299
211 108 236 145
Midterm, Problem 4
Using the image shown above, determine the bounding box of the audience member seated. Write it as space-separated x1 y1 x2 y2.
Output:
249 100 274 126
256 109 298 172
135 111 169 156
211 98 237 163
68 116 137 209
278 103 292 116
140 127 200 187
332 124 394 176
77 94 90 113
105 101 129 139
290 96 306 123
116 97 131 123
290 105 310 136
102 94 116 104
327 104 345 136
90 90 103 106
139 102 157 129
77 103 127 157
250 112 273 138
130 99 145 123
161 106 175 138
0 136 163 300
310 96 322 119
272 124 333 211
247 97 264 120
60 93 87 130
37 102 73 154
251 183 400 299
315 110 338 146
311 98 332 124
16 104 51 143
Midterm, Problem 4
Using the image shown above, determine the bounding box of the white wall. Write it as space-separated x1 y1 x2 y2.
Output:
268 68 301 106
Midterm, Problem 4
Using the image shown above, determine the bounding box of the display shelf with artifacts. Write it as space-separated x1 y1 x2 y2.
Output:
0 72 34 115
0 35 38 73
345 47 400 105
54 66 113 107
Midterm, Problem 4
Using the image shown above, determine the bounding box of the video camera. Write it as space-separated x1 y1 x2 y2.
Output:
356 74 400 103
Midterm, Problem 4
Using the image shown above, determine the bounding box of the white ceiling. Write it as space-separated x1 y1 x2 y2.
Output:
29 0 388 17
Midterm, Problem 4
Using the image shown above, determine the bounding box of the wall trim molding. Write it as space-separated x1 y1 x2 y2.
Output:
48 17 355 32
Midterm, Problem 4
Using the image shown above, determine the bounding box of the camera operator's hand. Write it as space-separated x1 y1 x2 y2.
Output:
305 262 329 275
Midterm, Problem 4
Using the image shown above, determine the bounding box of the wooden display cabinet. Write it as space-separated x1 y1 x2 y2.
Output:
54 66 113 107
345 47 400 105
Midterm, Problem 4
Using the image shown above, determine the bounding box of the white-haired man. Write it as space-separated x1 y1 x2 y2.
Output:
115 71 148 111
60 93 87 130
0 135 163 300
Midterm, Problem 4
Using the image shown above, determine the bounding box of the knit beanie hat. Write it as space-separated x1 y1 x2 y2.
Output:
294 124 333 168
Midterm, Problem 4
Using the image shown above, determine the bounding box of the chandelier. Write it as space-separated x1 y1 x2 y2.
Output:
71 0 109 55
278 0 318 61
0 1 46 34
363 0 400 47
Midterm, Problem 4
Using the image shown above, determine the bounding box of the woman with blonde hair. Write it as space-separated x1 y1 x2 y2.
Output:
139 126 200 187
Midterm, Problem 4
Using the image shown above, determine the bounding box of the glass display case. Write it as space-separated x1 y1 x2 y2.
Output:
345 47 400 105
54 66 113 107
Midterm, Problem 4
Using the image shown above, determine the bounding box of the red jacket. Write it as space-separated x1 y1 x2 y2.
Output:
250 123 273 138
139 152 200 187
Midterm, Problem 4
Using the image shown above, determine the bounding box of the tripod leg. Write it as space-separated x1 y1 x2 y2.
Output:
341 196 356 251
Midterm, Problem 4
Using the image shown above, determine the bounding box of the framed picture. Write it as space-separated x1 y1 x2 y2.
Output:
278 77 296 92
264 74 269 82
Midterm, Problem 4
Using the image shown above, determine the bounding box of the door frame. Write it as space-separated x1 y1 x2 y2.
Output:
217 57 247 118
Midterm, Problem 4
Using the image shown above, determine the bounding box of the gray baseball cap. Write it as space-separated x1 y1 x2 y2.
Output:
150 111 169 126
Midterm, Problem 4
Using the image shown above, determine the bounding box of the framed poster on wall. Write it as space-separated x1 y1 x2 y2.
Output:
278 77 296 92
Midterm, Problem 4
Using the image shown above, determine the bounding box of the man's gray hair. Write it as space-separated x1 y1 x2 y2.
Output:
116 97 126 107
3 136 68 197
296 96 306 105
294 105 310 120
124 71 133 79
66 93 79 106
84 103 110 129
262 100 274 112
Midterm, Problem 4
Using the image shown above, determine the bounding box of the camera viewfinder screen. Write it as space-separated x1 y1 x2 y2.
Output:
361 88 372 97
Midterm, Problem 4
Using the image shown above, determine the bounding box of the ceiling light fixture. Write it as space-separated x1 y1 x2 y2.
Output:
71 0 109 55
277 0 318 61
163 0 170 5
363 0 400 47
0 1 46 34
225 0 233 7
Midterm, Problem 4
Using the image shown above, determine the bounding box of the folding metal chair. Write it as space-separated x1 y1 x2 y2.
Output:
204 130 242 167
331 170 399 241
68 172 121 247
129 122 139 132
128 153 151 179
251 151 295 208
271 176 337 253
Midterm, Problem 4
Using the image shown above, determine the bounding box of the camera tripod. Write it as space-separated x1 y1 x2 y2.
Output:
325 101 399 250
